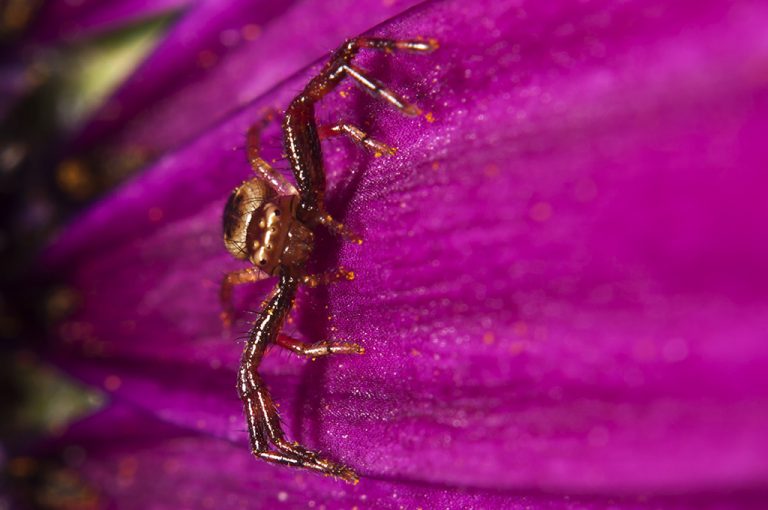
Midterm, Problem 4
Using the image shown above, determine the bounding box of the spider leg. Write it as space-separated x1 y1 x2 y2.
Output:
247 110 297 196
302 266 355 288
275 335 364 357
318 123 396 157
239 275 359 483
317 214 364 244
283 37 435 237
336 37 438 117
244 375 358 482
343 63 421 116
352 37 439 54
271 267 363 357
244 374 358 482
220 267 269 333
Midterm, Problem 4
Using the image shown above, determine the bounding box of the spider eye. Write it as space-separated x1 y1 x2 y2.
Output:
259 259 266 265
274 209 281 216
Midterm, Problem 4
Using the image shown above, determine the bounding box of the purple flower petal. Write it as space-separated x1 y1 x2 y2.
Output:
28 0 192 43
52 404 766 509
46 0 768 497
72 0 428 159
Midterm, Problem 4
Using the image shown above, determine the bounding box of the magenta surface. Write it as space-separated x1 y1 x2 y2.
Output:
72 0 426 156
43 0 768 508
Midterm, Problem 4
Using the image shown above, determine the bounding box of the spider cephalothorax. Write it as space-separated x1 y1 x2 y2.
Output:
223 179 311 274
220 36 437 483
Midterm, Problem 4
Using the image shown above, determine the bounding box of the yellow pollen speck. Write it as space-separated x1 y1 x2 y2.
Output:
431 161 440 170
482 331 495 345
374 151 383 158
529 201 553 222
339 90 349 98
345 271 355 281
424 111 435 123
410 348 422 357
104 375 122 391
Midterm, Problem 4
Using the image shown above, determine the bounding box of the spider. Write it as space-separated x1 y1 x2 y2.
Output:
220 37 437 483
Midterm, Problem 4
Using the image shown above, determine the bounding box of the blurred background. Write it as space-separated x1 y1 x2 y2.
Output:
1 2 178 507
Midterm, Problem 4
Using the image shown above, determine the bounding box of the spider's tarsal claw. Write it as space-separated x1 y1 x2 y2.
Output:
403 103 421 117
370 139 397 157
336 466 360 484
391 38 439 53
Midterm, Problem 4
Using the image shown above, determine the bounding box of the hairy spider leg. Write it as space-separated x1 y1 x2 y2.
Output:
317 123 397 157
283 37 436 237
274 335 364 357
247 112 298 197
302 266 355 288
269 266 365 356
220 267 269 332
238 274 359 483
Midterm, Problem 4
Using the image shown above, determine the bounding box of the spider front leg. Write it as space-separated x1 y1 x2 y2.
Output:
337 37 438 117
239 274 359 483
284 37 436 242
220 267 268 332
